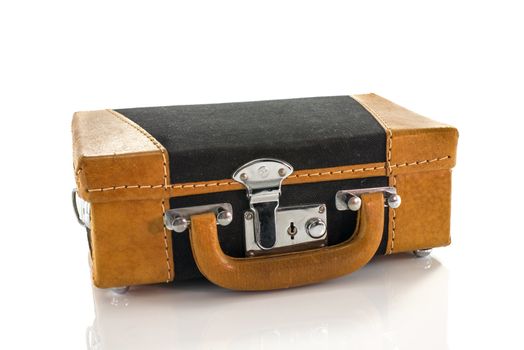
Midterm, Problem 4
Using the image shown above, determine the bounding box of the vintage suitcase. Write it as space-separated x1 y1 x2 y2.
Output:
72 94 458 291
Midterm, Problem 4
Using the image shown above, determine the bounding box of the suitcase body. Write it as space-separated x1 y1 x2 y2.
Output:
72 94 458 290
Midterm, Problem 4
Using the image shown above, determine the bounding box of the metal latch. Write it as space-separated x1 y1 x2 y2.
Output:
234 159 327 255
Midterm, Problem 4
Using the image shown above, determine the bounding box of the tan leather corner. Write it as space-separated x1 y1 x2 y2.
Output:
352 93 458 174
389 169 452 252
91 199 174 288
72 109 169 202
352 94 457 254
72 109 174 285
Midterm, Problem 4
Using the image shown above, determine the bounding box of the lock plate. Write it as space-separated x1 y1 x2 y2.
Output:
233 158 328 256
244 204 328 256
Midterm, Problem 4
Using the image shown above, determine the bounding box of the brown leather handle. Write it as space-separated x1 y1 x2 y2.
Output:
189 192 384 291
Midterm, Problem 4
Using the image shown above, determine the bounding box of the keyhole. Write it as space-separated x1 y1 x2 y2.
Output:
287 222 297 239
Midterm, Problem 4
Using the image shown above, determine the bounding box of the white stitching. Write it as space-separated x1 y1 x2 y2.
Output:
352 97 396 254
353 99 393 174
83 156 451 193
391 175 398 253
107 110 172 282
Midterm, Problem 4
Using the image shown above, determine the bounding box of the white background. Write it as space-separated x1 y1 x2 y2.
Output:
1 1 523 349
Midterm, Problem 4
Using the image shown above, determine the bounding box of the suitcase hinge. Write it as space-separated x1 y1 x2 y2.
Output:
72 189 91 229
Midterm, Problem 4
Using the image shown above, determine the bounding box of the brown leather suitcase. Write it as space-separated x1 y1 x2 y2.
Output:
72 94 458 291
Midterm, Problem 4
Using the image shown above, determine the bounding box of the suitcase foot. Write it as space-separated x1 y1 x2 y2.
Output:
413 248 432 258
111 286 130 295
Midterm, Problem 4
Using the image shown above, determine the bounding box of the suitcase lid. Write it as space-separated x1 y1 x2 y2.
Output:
72 94 457 203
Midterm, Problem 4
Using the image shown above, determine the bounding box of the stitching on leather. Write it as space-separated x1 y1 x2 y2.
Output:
391 156 451 167
171 165 386 188
390 175 398 254
107 109 172 282
83 156 451 193
365 102 397 254
160 198 172 282
390 154 450 253
353 98 393 174
352 97 396 253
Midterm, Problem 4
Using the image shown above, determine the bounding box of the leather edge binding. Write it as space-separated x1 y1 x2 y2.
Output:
72 109 175 286
352 93 458 255
77 157 453 204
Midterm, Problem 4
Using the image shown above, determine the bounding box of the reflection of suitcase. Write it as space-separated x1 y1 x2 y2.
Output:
87 256 448 349
72 94 458 291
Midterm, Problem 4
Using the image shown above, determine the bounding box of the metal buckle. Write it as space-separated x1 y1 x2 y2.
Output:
234 159 328 255
164 203 233 233
72 189 91 228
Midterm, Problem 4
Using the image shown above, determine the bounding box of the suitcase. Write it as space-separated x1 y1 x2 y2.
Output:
72 94 458 291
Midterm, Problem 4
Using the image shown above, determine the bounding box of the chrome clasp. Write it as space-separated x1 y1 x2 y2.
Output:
233 158 293 249
234 159 328 255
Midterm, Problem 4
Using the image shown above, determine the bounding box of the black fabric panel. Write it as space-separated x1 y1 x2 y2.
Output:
117 96 386 183
170 177 389 281
116 96 389 281
377 209 389 256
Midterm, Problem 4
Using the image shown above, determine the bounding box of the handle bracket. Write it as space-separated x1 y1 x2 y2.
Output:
335 186 402 211
164 203 233 233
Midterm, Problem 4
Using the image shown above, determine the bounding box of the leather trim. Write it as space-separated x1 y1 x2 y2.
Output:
77 158 452 203
91 199 174 288
391 170 452 252
72 109 174 286
352 94 458 254
73 109 169 200
352 94 458 173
